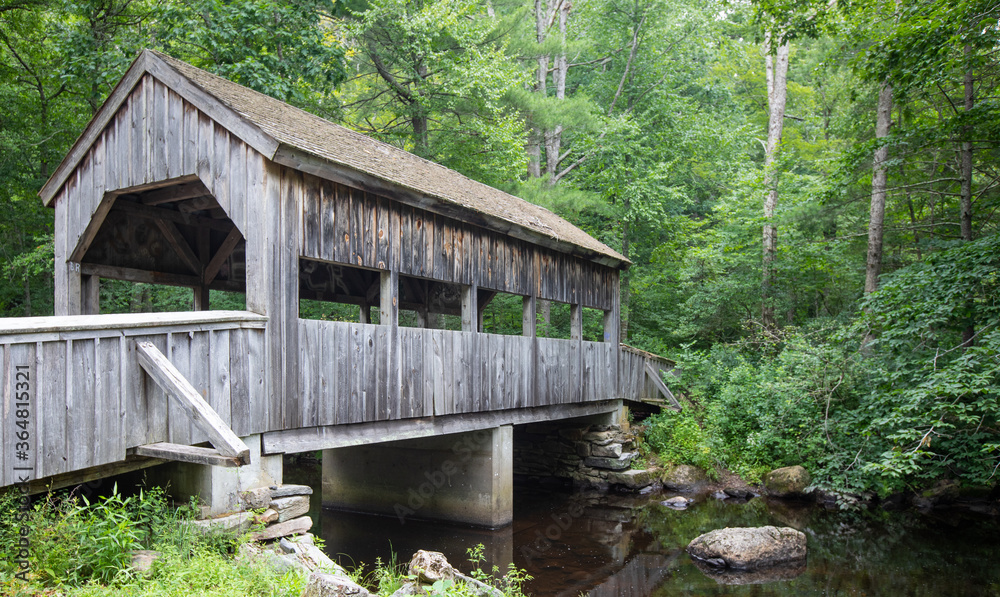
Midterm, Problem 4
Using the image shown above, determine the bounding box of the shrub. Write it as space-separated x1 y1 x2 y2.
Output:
643 408 715 473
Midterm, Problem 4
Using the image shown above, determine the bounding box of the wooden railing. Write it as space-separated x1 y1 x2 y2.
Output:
0 311 265 487
295 320 620 428
619 344 680 409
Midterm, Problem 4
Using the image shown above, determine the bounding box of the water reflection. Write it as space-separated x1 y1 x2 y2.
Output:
286 460 1000 596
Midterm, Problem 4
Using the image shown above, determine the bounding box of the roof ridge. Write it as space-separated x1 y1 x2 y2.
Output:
73 49 629 266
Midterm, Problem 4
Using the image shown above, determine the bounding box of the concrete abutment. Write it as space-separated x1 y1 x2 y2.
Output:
321 425 514 528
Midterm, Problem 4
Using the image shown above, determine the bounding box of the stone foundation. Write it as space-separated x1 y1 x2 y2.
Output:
514 421 656 491
186 482 315 542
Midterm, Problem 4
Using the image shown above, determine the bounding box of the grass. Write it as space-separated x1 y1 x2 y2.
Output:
0 486 531 597
0 485 303 597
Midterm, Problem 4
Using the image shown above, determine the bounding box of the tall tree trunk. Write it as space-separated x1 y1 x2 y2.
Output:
529 0 549 178
761 39 789 331
620 215 630 343
960 46 975 347
865 82 893 295
544 1 569 182
412 62 430 153
960 47 974 244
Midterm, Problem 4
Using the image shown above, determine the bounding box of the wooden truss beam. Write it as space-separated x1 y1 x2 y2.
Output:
645 362 681 411
132 442 245 467
135 341 251 464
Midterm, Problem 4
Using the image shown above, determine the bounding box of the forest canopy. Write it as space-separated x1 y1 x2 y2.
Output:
0 0 997 494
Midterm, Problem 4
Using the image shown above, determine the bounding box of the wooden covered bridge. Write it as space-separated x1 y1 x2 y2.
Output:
0 50 675 526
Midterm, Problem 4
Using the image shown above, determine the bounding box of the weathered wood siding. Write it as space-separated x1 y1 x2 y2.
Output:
296 320 621 428
297 174 618 310
618 347 673 403
52 73 266 315
0 312 265 487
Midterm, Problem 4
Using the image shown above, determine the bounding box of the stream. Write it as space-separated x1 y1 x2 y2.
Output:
285 460 1000 596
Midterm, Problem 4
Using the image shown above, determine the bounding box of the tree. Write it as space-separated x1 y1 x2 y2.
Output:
158 0 347 115
761 36 789 329
864 82 892 295
339 0 528 185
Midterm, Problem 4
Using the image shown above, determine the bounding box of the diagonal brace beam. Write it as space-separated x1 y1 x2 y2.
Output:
136 341 250 464
154 219 202 276
204 226 243 285
645 361 681 411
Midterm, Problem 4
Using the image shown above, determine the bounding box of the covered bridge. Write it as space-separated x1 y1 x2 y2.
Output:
2 50 674 527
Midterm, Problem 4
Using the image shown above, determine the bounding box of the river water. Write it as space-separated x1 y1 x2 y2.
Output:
285 461 1000 596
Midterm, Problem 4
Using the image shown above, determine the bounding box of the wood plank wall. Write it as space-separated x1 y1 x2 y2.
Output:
297 320 621 428
0 315 265 487
53 74 265 315
297 173 619 311
618 348 666 402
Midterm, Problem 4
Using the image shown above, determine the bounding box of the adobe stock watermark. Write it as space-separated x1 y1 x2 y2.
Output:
10 363 33 581
393 429 494 524
518 501 586 564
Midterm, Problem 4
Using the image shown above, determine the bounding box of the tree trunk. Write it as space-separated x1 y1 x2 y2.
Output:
865 82 893 295
620 208 630 343
544 1 569 182
761 39 789 331
530 0 549 178
960 46 975 347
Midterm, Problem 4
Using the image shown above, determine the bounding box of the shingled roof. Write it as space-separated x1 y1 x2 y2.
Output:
40 49 627 267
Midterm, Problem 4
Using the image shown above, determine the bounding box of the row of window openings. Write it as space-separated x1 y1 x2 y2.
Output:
298 257 608 342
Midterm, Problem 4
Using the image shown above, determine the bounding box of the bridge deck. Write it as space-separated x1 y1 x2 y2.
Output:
1 311 670 488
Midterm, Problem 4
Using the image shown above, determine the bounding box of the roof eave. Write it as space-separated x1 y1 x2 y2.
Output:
272 144 630 269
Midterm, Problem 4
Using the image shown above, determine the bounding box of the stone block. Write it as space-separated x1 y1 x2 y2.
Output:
187 511 253 534
591 443 623 458
270 495 311 523
575 442 591 458
271 484 314 499
241 486 273 510
251 516 312 542
130 550 161 576
606 468 657 490
583 430 616 445
584 452 634 471
254 508 279 525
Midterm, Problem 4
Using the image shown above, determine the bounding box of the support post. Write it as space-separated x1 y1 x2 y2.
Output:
359 301 370 324
570 303 582 341
194 286 211 311
603 309 618 344
81 274 100 315
195 228 210 311
380 270 398 326
461 283 478 332
522 295 536 337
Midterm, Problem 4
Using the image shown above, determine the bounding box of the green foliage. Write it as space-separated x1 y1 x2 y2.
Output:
159 0 347 115
30 487 142 585
64 545 305 597
856 233 1000 489
642 408 715 473
0 483 272 593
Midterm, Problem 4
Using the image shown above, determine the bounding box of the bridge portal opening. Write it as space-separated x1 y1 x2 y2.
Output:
72 175 246 314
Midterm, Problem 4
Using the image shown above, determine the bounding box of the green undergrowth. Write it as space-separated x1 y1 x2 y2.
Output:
642 234 1000 496
0 485 303 597
351 544 532 597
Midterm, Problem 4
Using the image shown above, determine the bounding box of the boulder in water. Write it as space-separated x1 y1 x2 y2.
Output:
661 496 692 509
764 466 811 498
687 526 806 570
661 465 707 492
